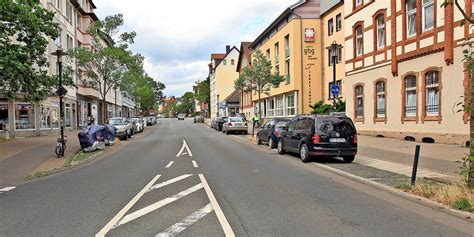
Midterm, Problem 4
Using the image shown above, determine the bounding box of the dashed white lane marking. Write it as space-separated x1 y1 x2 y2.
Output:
156 203 213 237
96 174 161 237
165 161 174 168
192 160 198 168
198 174 235 237
114 184 204 228
148 174 193 193
176 140 193 157
0 186 16 192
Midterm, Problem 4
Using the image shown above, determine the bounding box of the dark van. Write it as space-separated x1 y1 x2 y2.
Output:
277 114 357 163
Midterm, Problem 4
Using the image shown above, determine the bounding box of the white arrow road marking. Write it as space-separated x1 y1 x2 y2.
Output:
192 160 198 168
156 203 213 237
0 186 16 192
96 174 161 237
147 174 193 193
198 174 235 237
176 140 193 157
165 161 174 168
114 184 204 228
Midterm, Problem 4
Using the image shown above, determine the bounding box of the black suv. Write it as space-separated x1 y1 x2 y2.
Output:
277 114 357 163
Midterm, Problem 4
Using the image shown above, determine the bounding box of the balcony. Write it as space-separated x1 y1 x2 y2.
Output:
78 85 100 99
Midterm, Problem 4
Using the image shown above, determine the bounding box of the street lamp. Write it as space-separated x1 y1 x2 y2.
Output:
51 48 68 157
326 41 343 112
216 94 220 117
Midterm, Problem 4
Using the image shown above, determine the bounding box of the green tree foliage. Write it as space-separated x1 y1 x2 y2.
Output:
176 92 194 114
310 100 345 115
0 0 73 101
246 50 285 120
234 70 251 110
195 78 210 104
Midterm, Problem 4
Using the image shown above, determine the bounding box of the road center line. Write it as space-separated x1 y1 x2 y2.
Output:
0 186 16 192
192 160 198 168
176 140 193 157
156 203 213 237
165 161 174 168
115 184 204 227
198 174 235 237
148 174 193 192
96 174 161 237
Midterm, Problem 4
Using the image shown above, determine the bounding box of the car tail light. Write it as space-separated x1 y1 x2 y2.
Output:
312 133 321 144
353 134 358 144
228 122 233 126
274 130 282 137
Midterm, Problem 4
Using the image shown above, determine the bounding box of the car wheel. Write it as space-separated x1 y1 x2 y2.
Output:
243 131 248 135
343 155 355 163
128 131 132 138
256 135 262 145
268 138 275 149
300 144 311 163
277 140 285 154
123 133 128 140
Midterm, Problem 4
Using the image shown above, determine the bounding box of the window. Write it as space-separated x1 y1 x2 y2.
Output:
40 104 51 129
328 48 342 66
15 103 35 130
329 80 342 98
266 49 271 62
376 15 385 49
422 0 434 31
355 0 362 7
0 102 8 131
223 59 227 65
355 26 363 56
267 99 275 117
276 96 284 117
355 85 364 119
285 59 290 84
77 13 81 29
275 42 279 64
406 0 417 37
231 59 235 65
66 34 73 50
336 14 342 32
375 81 386 118
55 29 62 47
66 3 72 24
286 94 296 116
285 35 290 59
425 71 440 116
328 19 334 36
404 75 417 116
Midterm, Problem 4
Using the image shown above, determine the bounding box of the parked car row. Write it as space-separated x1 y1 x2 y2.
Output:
107 115 158 141
211 116 248 135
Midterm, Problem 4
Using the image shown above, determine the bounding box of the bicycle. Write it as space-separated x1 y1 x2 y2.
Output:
55 137 67 158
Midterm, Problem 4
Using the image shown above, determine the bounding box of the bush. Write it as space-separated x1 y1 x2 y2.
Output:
310 100 345 115
452 197 473 212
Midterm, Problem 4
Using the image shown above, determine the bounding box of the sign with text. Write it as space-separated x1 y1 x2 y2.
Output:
304 28 315 42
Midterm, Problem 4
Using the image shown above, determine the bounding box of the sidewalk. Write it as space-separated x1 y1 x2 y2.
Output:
0 131 81 187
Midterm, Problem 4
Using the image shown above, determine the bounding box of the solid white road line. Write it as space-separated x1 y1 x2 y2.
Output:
148 174 193 192
176 140 193 157
155 203 214 237
165 161 174 168
96 174 161 237
192 160 198 168
0 186 16 192
115 184 204 227
198 174 235 237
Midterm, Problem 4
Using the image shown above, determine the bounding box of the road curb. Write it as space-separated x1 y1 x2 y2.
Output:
310 162 474 223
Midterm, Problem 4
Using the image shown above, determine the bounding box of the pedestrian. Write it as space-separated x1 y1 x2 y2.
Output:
252 114 260 128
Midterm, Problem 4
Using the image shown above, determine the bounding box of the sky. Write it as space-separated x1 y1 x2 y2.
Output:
95 0 338 97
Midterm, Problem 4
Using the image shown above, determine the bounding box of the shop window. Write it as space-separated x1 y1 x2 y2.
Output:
15 103 35 130
406 0 417 37
51 101 60 128
66 103 72 128
40 104 52 129
0 103 8 131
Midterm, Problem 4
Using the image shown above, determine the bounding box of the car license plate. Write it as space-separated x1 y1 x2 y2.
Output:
330 138 346 143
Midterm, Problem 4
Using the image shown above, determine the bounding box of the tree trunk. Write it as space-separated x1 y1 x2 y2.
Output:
258 92 262 124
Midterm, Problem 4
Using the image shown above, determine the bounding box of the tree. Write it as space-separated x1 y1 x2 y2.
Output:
176 92 194 115
246 50 285 121
73 14 136 123
195 78 210 104
0 0 73 102
310 100 345 115
234 71 250 112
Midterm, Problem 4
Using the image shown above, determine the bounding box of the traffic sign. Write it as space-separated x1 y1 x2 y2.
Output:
330 84 340 96
56 86 68 98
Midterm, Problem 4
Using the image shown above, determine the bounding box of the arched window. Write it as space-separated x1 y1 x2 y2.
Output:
425 71 440 116
376 14 385 49
355 26 363 56
355 85 364 119
406 0 417 37
404 75 417 117
375 81 386 118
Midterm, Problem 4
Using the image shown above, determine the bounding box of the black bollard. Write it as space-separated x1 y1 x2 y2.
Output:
411 145 421 186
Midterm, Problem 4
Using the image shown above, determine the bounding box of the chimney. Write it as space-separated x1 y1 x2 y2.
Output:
226 45 231 54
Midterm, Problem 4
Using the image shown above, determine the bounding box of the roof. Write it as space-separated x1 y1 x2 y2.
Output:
320 0 343 17
223 90 240 103
211 53 226 60
236 42 253 72
214 46 240 68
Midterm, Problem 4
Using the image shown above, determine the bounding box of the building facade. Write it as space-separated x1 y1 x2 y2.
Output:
250 0 323 119
344 0 471 145
321 1 345 103
236 42 254 119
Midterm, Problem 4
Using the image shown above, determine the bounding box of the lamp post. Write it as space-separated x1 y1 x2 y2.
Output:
216 94 220 117
51 48 68 151
326 41 343 112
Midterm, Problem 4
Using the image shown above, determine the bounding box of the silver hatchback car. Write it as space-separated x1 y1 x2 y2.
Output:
222 117 248 135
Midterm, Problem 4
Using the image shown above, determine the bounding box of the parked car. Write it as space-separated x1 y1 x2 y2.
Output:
277 114 357 163
256 118 290 148
237 113 247 121
211 117 218 129
178 113 186 120
145 116 157 126
107 117 132 140
222 117 248 135
214 116 228 131
194 115 204 123
129 117 144 133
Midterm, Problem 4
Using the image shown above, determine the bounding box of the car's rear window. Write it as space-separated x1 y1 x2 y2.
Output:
317 117 355 133
230 117 244 122
275 121 288 128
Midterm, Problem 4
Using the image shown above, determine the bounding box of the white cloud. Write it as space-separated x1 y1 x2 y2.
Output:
93 0 324 96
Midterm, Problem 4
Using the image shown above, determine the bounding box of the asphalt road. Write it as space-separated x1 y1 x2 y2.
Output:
0 118 472 236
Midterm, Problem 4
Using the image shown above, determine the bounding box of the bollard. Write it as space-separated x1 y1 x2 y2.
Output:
411 145 421 186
